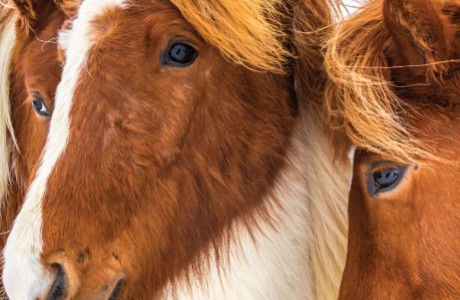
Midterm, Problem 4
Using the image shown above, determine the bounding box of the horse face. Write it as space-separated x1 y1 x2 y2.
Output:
3 0 295 298
342 143 460 298
10 4 64 186
339 0 460 298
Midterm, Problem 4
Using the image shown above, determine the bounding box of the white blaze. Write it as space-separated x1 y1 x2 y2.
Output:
2 1 126 299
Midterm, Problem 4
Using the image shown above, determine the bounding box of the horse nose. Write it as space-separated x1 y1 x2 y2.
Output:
107 278 124 300
46 264 68 300
44 262 125 300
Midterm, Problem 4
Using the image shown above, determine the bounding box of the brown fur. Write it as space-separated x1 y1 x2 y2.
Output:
330 0 460 298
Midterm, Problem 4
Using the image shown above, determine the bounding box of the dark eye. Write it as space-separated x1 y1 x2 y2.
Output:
375 167 401 189
31 93 51 117
163 42 197 67
367 164 407 196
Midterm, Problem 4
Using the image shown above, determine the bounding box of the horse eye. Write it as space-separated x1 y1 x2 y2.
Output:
31 93 51 117
367 164 408 196
163 42 197 67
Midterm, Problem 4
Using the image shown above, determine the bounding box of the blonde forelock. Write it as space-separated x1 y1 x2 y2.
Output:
324 0 443 163
170 0 292 73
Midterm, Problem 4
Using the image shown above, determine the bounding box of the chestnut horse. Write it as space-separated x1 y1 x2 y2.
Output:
326 0 460 297
0 0 350 298
0 1 72 298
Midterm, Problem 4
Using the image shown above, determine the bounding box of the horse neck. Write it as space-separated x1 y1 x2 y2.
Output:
0 8 17 215
160 105 350 299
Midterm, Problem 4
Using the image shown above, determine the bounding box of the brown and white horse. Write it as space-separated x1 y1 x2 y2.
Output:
1 0 350 299
0 1 72 297
326 0 460 297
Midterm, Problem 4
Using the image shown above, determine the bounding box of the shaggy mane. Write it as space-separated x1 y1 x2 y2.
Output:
0 1 17 214
171 0 344 75
324 0 455 162
170 0 292 73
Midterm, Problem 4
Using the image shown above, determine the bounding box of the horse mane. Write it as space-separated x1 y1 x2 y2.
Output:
171 0 342 75
170 0 291 73
324 0 455 162
292 0 339 100
0 2 17 213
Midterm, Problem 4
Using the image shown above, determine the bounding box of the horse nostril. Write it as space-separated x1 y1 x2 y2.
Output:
108 278 125 300
47 264 67 300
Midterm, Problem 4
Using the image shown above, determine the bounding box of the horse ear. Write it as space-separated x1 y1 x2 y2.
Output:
11 0 52 32
53 0 78 18
11 0 76 33
383 0 452 68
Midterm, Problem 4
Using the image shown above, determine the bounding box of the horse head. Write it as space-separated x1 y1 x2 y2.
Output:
0 0 67 254
2 0 348 299
326 0 460 298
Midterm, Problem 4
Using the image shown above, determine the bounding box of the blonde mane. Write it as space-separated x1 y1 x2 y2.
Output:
170 0 291 73
0 2 17 214
171 0 344 76
324 0 441 163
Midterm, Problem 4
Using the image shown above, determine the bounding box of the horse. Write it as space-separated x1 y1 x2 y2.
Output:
325 0 460 297
0 0 350 298
0 0 73 297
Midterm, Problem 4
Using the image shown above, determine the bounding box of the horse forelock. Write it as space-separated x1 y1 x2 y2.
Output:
324 0 451 163
0 5 17 214
170 0 291 74
170 0 343 75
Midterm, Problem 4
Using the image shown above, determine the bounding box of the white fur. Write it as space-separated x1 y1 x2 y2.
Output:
3 1 127 299
163 108 351 299
304 112 351 300
0 7 16 218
